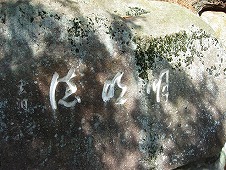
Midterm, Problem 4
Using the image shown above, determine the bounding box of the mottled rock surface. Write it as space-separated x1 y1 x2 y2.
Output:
201 11 226 48
0 0 226 169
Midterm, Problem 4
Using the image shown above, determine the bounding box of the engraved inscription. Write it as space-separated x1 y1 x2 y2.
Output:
102 72 127 104
147 69 169 102
50 68 81 110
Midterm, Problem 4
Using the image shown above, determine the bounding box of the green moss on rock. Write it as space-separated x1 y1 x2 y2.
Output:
133 28 211 80
125 7 149 16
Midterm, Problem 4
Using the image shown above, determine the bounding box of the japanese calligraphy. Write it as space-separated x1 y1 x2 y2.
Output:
17 80 28 110
49 68 81 110
18 80 26 95
147 69 169 102
102 72 127 104
49 67 168 111
20 99 28 110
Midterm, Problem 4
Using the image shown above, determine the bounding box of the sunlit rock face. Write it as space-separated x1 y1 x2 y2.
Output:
201 11 226 48
0 0 225 169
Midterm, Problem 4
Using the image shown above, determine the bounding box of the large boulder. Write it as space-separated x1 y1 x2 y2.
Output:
0 0 225 169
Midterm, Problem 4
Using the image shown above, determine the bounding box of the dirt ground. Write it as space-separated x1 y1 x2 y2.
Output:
155 0 226 14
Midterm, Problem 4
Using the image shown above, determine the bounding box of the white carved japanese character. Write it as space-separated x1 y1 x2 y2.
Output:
102 72 127 104
18 80 26 95
147 69 169 102
20 99 28 110
50 68 81 110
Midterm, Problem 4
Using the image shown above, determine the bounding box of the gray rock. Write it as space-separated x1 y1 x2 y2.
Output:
201 11 226 48
0 0 225 169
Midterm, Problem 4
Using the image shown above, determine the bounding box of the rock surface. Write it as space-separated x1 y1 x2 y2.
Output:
201 11 226 48
0 0 226 169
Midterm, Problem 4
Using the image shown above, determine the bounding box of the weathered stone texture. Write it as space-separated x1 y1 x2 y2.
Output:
0 0 225 169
